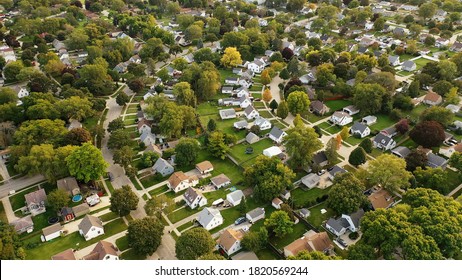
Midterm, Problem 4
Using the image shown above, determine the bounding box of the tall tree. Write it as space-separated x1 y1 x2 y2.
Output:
0 221 26 260
173 82 196 107
127 217 164 256
175 138 200 166
207 131 230 160
409 121 445 148
287 91 310 115
276 101 289 119
110 185 139 216
348 147 367 166
327 173 367 214
66 142 108 182
220 47 243 68
365 154 412 193
264 210 294 238
284 122 323 169
113 146 135 168
144 194 175 218
176 228 216 260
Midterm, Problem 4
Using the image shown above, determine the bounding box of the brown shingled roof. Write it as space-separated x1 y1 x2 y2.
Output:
52 249 76 260
83 241 119 260
368 189 394 209
217 229 245 252
196 161 213 173
424 91 442 103
168 171 188 188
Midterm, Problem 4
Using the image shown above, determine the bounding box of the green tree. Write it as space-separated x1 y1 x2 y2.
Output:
409 121 446 148
439 60 458 81
65 128 92 146
108 130 131 150
327 173 367 214
279 68 290 80
316 63 336 87
276 100 289 119
284 122 323 169
449 152 462 174
0 88 18 105
287 91 310 115
349 147 367 166
244 155 295 202
65 29 89 50
241 227 268 252
419 2 438 20
288 250 340 260
220 47 243 68
139 152 159 169
57 96 94 121
413 167 449 194
107 118 124 133
198 253 226 260
0 221 26 260
3 61 24 82
127 217 164 256
264 210 294 238
176 228 216 260
207 119 216 132
420 106 454 127
144 194 175 218
269 99 278 112
14 119 67 148
113 146 135 168
175 138 200 166
173 82 196 107
47 189 70 213
239 197 248 215
353 83 389 115
366 154 412 193
116 92 130 106
347 242 377 260
207 131 230 160
359 138 372 153
66 142 108 182
405 149 428 172
110 185 139 216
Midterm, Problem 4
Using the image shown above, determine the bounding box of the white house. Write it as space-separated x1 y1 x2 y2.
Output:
78 215 104 241
325 209 365 237
263 146 283 158
254 117 272 131
167 171 199 193
234 120 248 130
401 60 416 72
301 173 321 189
222 86 234 94
272 197 283 209
388 55 400 66
238 78 253 88
330 111 353 126
244 106 259 119
197 207 224 230
234 87 249 98
143 92 155 100
137 119 152 135
183 187 207 209
226 190 244 206
225 77 240 85
361 115 377 126
196 161 214 175
342 105 360 115
25 189 47 216
152 158 174 177
42 223 63 242
268 126 287 144
247 60 265 73
246 208 265 224
373 133 397 151
217 229 245 256
350 122 371 138
239 96 252 108
210 174 231 189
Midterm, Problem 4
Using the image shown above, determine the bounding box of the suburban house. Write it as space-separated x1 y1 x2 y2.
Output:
350 122 371 138
388 55 400 66
401 60 416 72
16 87 30 99
301 173 321 189
244 106 259 119
238 78 253 88
246 132 260 144
368 189 395 210
51 249 76 260
330 111 353 126
310 100 329 115
328 166 347 181
72 203 90 218
60 207 75 223
83 241 120 260
222 86 234 94
79 215 104 241
0 45 16 62
137 118 152 135
268 126 287 144
239 96 252 108
313 151 329 167
272 197 284 209
381 126 398 137
283 231 334 258
10 216 34 234
234 87 250 97
373 133 397 151
225 77 239 85
343 105 360 115
219 108 236 120
183 187 207 209
446 104 461 114
325 209 365 237
167 171 199 193
263 146 283 158
423 91 443 106
450 41 462 52
57 177 80 196
226 190 244 206
435 37 450 48
234 120 248 130
254 117 272 131
25 189 47 216
196 161 214 175
42 223 63 242
217 229 245 256
246 208 265 223
427 153 448 169
197 207 224 230
152 158 174 177
140 131 156 146
247 60 265 73
210 174 231 189
391 146 411 158
298 208 311 219
361 115 377 125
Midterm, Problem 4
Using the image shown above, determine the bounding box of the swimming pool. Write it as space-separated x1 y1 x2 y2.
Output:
72 194 83 202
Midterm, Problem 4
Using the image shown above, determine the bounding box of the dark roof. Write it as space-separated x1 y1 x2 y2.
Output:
326 217 349 232
244 105 256 115
184 187 199 205
349 209 365 228
350 122 368 134
402 60 416 69
269 126 284 139
374 133 394 146
391 146 411 158
312 151 328 165
427 153 448 168
328 166 347 178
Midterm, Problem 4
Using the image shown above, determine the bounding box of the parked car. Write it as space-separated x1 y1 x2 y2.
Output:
337 238 348 247
107 172 114 182
317 169 326 176
234 217 246 225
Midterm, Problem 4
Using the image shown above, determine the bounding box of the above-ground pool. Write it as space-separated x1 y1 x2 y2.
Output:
72 194 83 202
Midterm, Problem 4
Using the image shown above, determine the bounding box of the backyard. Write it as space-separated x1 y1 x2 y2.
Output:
228 138 274 165
306 202 335 230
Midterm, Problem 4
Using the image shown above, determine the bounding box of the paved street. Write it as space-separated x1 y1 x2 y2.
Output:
0 175 45 199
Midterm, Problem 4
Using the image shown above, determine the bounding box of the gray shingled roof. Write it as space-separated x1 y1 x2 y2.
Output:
247 208 265 219
326 217 349 232
269 126 284 139
184 187 199 205
350 122 368 134
78 215 103 235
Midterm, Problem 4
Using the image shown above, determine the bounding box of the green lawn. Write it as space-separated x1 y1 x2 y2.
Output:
197 102 219 116
0 201 7 223
272 222 310 249
325 100 352 112
167 206 202 224
148 185 169 197
253 101 266 108
25 218 127 260
369 114 396 131
258 110 274 119
228 138 274 165
199 114 247 140
123 117 137 126
408 104 427 121
219 69 236 84
413 57 433 70
249 85 263 91
445 169 462 196
256 247 281 260
130 177 143 190
99 211 119 222
345 135 365 146
6 162 20 177
115 236 129 251
302 112 325 123
306 202 335 230
176 222 195 232
105 179 115 194
140 173 166 189
120 248 146 260
291 187 331 209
